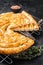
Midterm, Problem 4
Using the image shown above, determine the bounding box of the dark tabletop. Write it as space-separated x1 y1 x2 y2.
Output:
0 0 43 65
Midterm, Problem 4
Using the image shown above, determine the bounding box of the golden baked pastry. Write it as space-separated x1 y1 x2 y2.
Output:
0 11 39 54
0 29 34 54
0 12 13 27
0 11 39 31
9 11 39 31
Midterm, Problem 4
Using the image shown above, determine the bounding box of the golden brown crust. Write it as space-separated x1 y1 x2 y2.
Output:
0 11 38 54
0 29 34 54
0 41 34 54
0 11 39 31
9 11 39 31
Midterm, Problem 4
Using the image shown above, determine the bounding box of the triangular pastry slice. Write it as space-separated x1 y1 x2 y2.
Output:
0 29 34 54
9 11 39 31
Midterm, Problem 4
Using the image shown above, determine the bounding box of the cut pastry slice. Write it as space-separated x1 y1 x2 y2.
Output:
10 11 39 31
0 29 34 54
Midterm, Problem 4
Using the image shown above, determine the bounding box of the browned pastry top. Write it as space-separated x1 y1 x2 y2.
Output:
0 11 39 54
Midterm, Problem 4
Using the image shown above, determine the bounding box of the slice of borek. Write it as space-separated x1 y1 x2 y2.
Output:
10 11 39 31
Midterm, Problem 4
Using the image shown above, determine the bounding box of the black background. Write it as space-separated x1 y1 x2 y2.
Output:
0 0 43 65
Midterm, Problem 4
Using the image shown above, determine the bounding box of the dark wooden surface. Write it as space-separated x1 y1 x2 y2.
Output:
0 0 43 65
